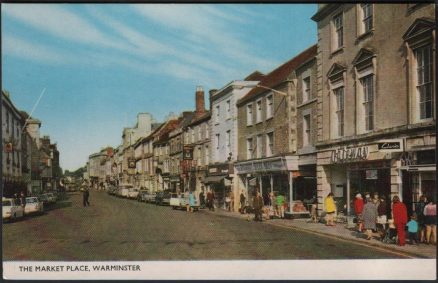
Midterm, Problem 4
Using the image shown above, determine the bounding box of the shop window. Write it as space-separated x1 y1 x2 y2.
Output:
205 145 209 165
215 134 220 150
332 13 343 51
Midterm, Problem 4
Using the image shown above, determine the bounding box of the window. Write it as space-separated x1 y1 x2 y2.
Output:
205 145 209 165
246 138 253 159
360 4 373 34
256 100 262 123
333 13 343 50
191 128 195 143
205 123 209 139
256 135 263 158
215 105 220 124
415 45 433 120
226 100 231 119
334 87 344 137
198 147 202 166
266 95 273 119
266 132 274 157
6 112 10 133
246 103 253 126
226 130 231 154
303 77 311 102
303 114 311 146
215 134 220 150
361 75 374 131
198 126 202 141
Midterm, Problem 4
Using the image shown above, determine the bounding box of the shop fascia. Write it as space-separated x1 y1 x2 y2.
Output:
234 156 299 174
329 139 404 164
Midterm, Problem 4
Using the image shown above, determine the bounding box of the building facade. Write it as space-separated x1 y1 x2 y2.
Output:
235 45 318 214
312 3 435 216
207 80 259 211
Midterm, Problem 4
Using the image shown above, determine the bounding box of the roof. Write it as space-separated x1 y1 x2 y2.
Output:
153 119 180 144
244 70 265 81
237 45 317 106
187 111 211 127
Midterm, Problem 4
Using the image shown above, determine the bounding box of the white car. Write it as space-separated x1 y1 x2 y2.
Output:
25 197 44 215
117 185 132 198
170 193 188 209
127 188 140 199
2 198 24 222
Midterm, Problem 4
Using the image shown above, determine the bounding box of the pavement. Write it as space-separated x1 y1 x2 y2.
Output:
205 208 437 259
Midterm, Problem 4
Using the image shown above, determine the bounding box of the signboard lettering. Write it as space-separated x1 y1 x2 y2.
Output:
378 140 403 152
330 146 369 164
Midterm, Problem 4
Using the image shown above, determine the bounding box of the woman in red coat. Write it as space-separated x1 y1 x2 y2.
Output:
392 195 408 246
354 193 364 231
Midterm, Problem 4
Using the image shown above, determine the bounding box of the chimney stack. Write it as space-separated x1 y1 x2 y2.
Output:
195 86 205 118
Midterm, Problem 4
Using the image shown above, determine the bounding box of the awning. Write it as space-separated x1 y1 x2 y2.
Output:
203 175 226 184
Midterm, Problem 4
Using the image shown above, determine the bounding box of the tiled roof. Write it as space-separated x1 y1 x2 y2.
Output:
237 45 317 106
244 70 265 81
187 111 211 127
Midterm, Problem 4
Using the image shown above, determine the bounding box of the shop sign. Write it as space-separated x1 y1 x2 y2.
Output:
366 169 378 179
377 139 403 152
330 146 369 164
235 159 287 174
183 146 193 160
128 158 136 169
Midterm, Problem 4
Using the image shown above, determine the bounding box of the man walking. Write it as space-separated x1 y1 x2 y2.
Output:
239 191 246 214
83 186 90 207
253 191 264 222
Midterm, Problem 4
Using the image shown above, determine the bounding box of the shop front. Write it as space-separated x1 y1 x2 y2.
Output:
205 163 233 210
317 139 406 217
234 156 310 215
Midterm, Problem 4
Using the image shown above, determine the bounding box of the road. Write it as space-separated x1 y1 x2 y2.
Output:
3 191 407 260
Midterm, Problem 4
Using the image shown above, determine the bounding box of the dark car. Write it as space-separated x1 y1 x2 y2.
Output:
155 191 171 206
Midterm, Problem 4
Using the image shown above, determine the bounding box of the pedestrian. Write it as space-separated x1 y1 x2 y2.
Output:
377 196 388 239
225 191 231 211
364 192 371 203
239 191 246 214
270 192 276 218
83 187 90 207
415 195 428 243
253 191 264 222
19 191 26 214
230 191 235 212
199 190 205 209
276 192 285 219
206 190 214 211
406 214 419 245
423 198 436 245
188 191 196 212
362 197 378 240
372 192 380 207
354 193 364 232
392 195 408 246
324 192 336 226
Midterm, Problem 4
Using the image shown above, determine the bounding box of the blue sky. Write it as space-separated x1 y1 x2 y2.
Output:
2 4 317 171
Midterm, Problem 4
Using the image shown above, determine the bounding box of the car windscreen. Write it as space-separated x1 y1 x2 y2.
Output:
2 200 12 206
26 198 38 203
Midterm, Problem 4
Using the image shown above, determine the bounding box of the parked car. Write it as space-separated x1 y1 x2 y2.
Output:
137 190 149 202
117 184 132 198
155 191 171 206
2 197 24 222
144 192 157 203
38 194 50 206
127 188 140 199
45 193 57 203
170 193 188 210
25 197 44 215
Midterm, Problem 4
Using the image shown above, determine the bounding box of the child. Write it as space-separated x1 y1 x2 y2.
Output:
406 214 419 245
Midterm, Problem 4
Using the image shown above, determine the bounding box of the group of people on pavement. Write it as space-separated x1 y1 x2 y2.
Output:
238 189 287 222
348 191 436 246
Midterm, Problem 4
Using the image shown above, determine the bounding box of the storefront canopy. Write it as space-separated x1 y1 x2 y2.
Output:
204 175 226 184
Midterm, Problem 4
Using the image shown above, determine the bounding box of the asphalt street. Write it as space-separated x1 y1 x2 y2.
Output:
3 191 408 260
